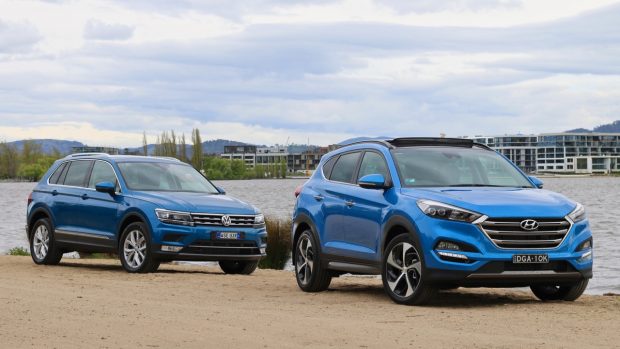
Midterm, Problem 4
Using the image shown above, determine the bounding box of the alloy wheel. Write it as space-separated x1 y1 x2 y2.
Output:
296 235 314 285
123 229 147 269
385 242 422 298
32 225 49 260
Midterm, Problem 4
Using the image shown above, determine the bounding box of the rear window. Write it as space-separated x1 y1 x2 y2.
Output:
63 160 93 187
321 156 338 178
329 152 361 183
48 162 68 184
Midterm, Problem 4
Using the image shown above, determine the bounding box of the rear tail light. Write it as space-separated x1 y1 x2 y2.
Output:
294 185 303 198
27 192 33 207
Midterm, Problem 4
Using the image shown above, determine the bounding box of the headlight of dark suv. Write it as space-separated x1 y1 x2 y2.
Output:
155 209 194 226
416 200 483 223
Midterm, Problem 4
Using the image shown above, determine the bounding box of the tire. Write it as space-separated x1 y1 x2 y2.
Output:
381 233 435 305
119 222 159 273
219 260 258 275
29 217 63 265
294 229 331 292
530 279 589 301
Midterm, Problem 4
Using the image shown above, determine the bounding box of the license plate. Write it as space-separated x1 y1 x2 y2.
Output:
512 254 549 264
216 232 240 240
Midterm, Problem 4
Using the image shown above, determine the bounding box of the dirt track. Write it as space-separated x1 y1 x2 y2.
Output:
0 256 618 348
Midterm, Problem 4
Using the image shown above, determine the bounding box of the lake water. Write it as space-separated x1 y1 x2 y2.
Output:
1 177 618 294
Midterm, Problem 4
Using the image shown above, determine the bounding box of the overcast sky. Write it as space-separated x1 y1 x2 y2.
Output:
1 0 619 147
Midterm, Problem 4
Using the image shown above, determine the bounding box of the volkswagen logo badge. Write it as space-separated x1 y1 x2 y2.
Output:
520 219 539 231
221 215 232 227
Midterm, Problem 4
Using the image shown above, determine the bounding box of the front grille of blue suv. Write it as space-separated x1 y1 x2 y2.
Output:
26 153 266 274
292 138 593 305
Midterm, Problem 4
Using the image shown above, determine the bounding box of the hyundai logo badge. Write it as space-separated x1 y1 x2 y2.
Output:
520 219 539 231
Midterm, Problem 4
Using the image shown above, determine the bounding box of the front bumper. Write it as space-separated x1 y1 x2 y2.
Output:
414 215 593 287
151 223 267 262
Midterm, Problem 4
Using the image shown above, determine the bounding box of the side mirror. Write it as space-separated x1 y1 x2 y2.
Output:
358 174 390 190
216 186 226 195
529 176 544 189
95 181 116 195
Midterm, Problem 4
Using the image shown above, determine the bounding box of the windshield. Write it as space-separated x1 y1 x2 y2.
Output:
392 147 533 188
117 162 219 193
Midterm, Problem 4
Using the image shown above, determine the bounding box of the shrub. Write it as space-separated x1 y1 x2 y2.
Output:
258 217 292 270
8 247 29 256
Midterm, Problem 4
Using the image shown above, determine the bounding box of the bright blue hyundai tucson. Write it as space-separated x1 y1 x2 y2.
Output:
26 153 266 274
292 138 593 305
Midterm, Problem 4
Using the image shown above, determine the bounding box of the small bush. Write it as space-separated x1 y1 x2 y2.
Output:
8 247 29 256
258 217 292 270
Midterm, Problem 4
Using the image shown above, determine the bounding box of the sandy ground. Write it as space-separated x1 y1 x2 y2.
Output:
1 256 618 349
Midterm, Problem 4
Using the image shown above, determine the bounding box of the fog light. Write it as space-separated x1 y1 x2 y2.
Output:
577 239 592 251
260 247 266 255
436 241 461 251
161 245 183 252
437 251 469 261
577 250 592 263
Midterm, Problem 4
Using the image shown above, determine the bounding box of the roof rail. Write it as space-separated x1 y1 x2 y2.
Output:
66 152 110 158
473 142 493 151
338 139 395 149
388 137 474 148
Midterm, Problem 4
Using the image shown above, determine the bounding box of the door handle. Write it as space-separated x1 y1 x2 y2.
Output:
81 193 89 200
313 195 324 201
345 200 355 207
51 190 58 196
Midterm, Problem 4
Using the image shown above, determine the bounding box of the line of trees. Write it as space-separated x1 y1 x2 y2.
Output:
0 129 287 181
0 141 59 181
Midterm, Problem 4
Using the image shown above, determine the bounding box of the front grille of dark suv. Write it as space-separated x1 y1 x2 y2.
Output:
191 213 256 227
479 218 571 249
184 240 261 256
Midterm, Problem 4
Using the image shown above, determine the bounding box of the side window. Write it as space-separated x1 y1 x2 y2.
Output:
329 152 361 183
48 162 67 184
88 161 118 190
63 161 93 187
322 156 338 178
357 152 389 181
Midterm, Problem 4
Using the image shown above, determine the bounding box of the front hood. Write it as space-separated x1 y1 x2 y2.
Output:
133 191 257 214
401 187 576 218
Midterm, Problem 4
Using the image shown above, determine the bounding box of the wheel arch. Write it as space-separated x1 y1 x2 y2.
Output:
381 215 420 258
116 211 151 246
27 206 54 239
292 213 320 254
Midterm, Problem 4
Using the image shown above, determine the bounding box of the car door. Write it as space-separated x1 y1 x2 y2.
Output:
318 151 362 256
341 150 392 262
80 160 123 242
51 159 94 236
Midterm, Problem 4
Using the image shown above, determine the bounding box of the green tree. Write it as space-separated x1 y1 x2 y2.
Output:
180 133 188 162
191 128 203 170
0 142 19 178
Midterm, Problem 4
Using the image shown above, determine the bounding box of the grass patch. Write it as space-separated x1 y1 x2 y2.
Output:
259 216 292 270
8 247 29 256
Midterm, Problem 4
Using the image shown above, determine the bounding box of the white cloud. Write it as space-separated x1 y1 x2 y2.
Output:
0 0 619 146
83 19 134 41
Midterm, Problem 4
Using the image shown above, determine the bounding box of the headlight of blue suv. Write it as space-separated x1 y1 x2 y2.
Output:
254 213 265 226
417 200 482 223
155 209 194 226
567 203 586 223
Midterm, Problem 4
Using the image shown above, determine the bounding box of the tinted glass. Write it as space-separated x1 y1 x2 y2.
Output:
63 161 93 187
322 156 338 178
392 147 533 188
329 152 360 183
88 161 118 189
118 162 219 193
48 162 67 184
357 152 389 181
